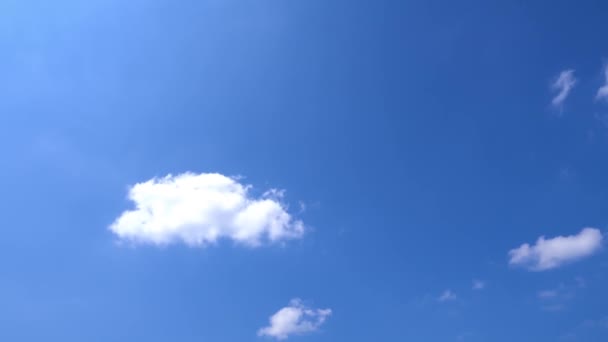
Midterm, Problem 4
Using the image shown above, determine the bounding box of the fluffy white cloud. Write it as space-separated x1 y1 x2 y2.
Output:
438 290 457 302
597 64 608 102
109 172 305 247
258 299 332 340
508 228 603 271
551 69 577 108
472 280 485 290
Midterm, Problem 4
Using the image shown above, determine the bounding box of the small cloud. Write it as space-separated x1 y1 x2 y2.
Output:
551 69 577 108
109 172 305 247
559 332 578 341
438 290 457 302
537 279 584 312
583 316 608 329
457 331 476 341
258 299 331 340
508 228 603 271
297 201 306 214
558 167 573 181
538 289 559 299
472 280 485 290
561 316 608 341
597 64 608 102
542 304 565 312
594 112 608 128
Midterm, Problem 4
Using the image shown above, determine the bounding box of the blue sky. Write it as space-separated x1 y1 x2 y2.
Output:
2 0 608 341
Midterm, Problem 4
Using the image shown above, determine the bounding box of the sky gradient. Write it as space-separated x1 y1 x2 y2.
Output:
2 0 608 341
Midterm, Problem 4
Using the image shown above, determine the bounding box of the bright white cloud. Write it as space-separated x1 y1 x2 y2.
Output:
551 69 577 108
258 299 332 340
472 280 485 290
438 290 457 302
109 172 305 247
597 64 608 102
508 228 603 271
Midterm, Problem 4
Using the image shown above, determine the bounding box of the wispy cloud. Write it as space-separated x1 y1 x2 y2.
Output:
551 69 577 108
258 299 331 340
542 304 565 312
538 289 560 299
508 228 603 271
583 317 608 329
109 172 305 247
537 278 587 313
438 290 457 302
597 64 608 102
561 317 608 341
472 280 485 290
574 276 586 288
457 331 477 341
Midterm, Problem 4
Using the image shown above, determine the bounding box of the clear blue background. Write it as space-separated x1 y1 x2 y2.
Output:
1 0 608 341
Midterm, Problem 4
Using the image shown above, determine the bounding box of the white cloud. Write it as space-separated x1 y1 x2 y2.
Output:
472 280 485 290
508 228 603 271
438 290 457 302
597 64 608 102
258 299 332 340
109 172 305 247
551 69 577 108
